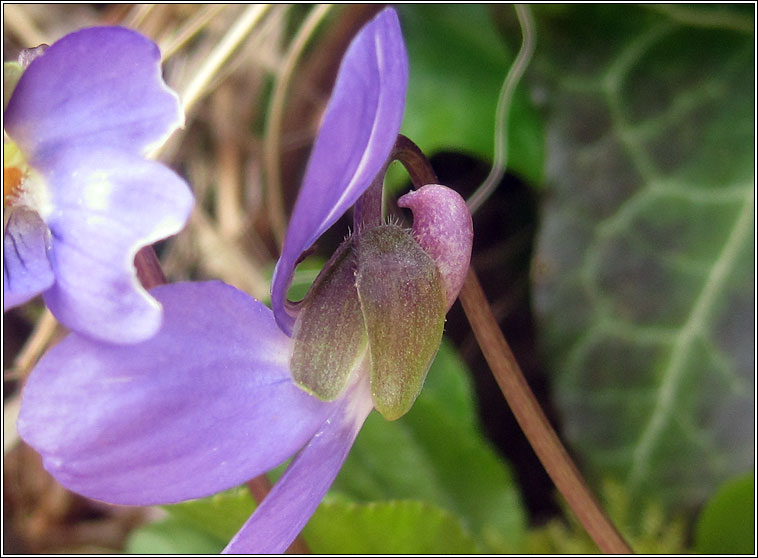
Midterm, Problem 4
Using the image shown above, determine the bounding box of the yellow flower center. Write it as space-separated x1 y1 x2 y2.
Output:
4 166 24 200
3 135 51 222
4 136 29 206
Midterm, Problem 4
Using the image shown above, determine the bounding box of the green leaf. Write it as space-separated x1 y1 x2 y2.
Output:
416 337 479 431
397 4 544 184
262 255 326 306
125 517 225 554
166 487 256 542
288 255 327 302
695 472 755 554
159 478 481 554
304 498 479 553
331 339 526 552
531 4 754 516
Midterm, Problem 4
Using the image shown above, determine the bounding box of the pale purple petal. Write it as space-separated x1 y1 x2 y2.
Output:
3 208 54 310
39 146 193 343
18 281 334 506
4 26 183 160
271 8 408 334
223 372 374 554
398 185 473 309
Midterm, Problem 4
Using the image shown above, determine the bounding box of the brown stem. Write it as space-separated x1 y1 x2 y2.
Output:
134 246 167 289
391 135 439 186
390 134 632 553
458 269 632 554
245 475 311 554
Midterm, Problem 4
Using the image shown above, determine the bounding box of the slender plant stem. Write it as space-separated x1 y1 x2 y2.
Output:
391 135 439 186
134 246 168 289
458 269 632 554
354 160 389 230
466 4 536 215
391 134 632 554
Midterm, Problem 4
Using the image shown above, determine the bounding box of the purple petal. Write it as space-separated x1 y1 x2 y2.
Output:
4 26 182 161
18 281 334 506
39 146 193 343
271 8 408 334
223 372 374 554
3 208 54 310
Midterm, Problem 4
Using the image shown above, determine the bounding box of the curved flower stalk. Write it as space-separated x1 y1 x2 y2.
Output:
3 26 193 343
18 8 473 554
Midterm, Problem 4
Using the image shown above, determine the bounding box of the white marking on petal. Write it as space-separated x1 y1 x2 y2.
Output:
82 171 113 211
18 168 54 219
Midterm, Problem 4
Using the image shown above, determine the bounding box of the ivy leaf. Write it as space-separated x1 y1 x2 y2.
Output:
332 340 527 552
304 498 479 554
531 4 754 516
397 4 544 184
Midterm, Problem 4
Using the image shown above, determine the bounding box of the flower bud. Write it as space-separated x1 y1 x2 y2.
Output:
290 184 471 422
398 184 473 309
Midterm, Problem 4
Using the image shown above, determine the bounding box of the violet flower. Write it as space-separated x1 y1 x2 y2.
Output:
3 27 193 343
18 8 473 554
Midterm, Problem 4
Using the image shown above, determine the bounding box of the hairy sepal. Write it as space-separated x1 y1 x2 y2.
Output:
356 225 446 420
291 238 367 400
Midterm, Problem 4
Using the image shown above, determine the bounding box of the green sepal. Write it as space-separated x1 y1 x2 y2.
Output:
3 61 23 111
356 225 446 420
291 236 367 400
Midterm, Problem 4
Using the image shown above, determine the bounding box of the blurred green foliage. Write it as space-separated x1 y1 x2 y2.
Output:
524 479 690 554
695 472 755 554
126 517 223 554
397 4 544 185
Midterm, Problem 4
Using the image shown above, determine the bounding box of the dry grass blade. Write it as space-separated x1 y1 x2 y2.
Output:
263 4 333 248
159 4 227 61
190 208 270 300
4 310 61 383
179 4 270 116
3 4 48 46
